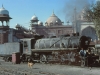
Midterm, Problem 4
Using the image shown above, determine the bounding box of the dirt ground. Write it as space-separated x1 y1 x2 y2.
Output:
0 58 100 75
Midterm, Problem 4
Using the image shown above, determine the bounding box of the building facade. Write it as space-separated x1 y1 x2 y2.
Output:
0 5 33 44
0 4 98 44
73 7 98 41
0 5 12 44
30 12 73 38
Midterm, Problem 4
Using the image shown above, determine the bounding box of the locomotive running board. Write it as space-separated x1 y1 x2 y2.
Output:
31 48 78 52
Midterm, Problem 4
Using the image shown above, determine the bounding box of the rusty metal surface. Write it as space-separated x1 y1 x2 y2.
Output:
47 50 81 66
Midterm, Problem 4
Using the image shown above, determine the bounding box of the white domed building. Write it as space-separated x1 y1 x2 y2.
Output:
0 5 24 43
30 15 39 27
0 5 33 44
30 12 73 37
31 15 38 22
0 5 12 44
73 6 98 42
0 5 12 26
38 21 43 26
45 12 62 26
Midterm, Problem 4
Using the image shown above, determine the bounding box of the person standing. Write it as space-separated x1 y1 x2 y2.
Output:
86 48 94 69
79 48 86 57
79 48 86 67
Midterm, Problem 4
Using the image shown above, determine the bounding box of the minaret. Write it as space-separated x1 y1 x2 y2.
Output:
0 5 12 26
30 14 38 34
73 7 77 33
0 5 12 44
30 14 38 28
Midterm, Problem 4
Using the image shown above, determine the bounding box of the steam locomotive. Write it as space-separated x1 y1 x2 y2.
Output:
1 34 98 66
20 34 91 66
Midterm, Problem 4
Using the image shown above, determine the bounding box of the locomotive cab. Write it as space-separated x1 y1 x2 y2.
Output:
20 38 36 62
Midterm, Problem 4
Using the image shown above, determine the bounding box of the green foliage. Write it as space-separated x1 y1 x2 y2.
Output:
86 1 100 39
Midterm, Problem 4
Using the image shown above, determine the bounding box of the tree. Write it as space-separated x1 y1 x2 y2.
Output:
86 1 100 39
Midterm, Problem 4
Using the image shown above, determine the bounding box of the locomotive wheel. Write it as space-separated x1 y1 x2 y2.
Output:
40 54 47 64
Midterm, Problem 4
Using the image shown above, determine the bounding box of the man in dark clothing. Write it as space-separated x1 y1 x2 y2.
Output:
79 48 86 67
86 48 95 69
79 48 86 57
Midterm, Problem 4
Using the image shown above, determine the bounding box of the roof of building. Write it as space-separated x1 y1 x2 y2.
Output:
38 21 43 26
31 15 38 21
0 5 9 15
15 23 20 28
45 11 62 26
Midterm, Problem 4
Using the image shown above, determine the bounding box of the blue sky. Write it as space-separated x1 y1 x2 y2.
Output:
0 0 96 29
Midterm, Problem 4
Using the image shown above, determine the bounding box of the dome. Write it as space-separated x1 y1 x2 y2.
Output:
31 15 38 20
45 12 62 26
0 5 9 15
15 23 20 28
38 21 43 26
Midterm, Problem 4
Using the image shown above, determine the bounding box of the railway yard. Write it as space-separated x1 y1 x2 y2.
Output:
0 57 100 75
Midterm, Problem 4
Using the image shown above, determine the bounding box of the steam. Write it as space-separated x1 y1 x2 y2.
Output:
63 0 94 23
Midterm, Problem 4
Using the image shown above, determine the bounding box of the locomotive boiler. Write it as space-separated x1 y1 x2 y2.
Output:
21 35 90 65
